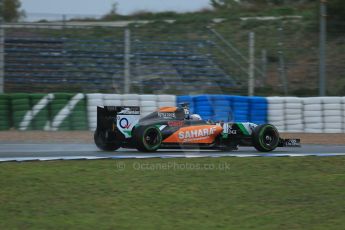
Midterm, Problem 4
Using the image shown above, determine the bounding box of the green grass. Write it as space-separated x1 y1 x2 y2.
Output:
0 157 344 229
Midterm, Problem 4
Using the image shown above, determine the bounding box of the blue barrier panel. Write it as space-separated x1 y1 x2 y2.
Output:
214 107 232 114
232 96 249 102
177 95 268 124
232 96 250 122
194 95 212 105
177 95 193 103
195 105 212 111
193 95 213 117
249 97 268 124
211 95 232 121
213 100 231 107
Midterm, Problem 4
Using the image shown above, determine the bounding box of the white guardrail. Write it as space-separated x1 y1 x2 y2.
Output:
267 97 345 133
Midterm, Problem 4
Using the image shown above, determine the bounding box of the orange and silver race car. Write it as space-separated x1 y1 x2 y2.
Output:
94 105 300 152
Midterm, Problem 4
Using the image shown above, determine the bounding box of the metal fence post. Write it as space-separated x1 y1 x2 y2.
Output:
319 0 327 96
261 49 267 81
277 23 288 96
0 0 4 93
248 32 255 96
62 14 66 29
124 28 131 94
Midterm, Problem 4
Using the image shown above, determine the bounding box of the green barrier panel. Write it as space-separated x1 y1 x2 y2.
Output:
0 94 10 130
49 93 73 131
10 93 30 100
29 94 51 130
49 93 87 131
10 93 32 130
3 93 88 131
53 93 73 100
70 97 88 130
50 100 70 111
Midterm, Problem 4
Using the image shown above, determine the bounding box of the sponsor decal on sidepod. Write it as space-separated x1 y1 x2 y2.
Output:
163 125 223 144
178 127 217 139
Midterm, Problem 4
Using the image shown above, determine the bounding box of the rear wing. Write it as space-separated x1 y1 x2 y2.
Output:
97 106 140 138
97 106 116 131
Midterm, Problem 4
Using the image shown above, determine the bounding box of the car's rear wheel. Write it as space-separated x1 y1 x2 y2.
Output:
94 129 121 151
133 126 162 152
252 124 279 152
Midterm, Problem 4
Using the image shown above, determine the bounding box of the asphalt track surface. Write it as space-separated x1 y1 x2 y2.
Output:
0 143 344 162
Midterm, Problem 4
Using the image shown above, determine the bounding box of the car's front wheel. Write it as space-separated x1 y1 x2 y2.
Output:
94 129 121 151
252 124 280 152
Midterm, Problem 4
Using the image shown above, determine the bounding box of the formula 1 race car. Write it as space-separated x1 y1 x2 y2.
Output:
94 105 300 152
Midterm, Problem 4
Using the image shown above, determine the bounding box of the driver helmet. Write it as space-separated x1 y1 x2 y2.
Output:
190 114 202 121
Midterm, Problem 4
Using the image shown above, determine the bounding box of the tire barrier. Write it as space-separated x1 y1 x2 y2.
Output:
1 94 344 133
45 93 88 131
303 97 344 133
212 95 232 122
46 93 71 131
193 95 214 120
249 97 268 125
178 95 345 133
267 97 285 132
303 97 323 133
29 94 52 130
232 96 250 122
69 94 88 131
0 93 88 131
0 94 10 130
269 97 304 133
11 93 31 130
178 95 267 123
267 96 345 133
86 93 104 131
140 95 157 118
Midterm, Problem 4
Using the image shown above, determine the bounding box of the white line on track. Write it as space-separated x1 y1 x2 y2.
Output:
1 153 345 162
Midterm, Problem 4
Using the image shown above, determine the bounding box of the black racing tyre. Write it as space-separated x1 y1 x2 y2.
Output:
94 129 121 151
252 124 280 152
133 126 162 152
